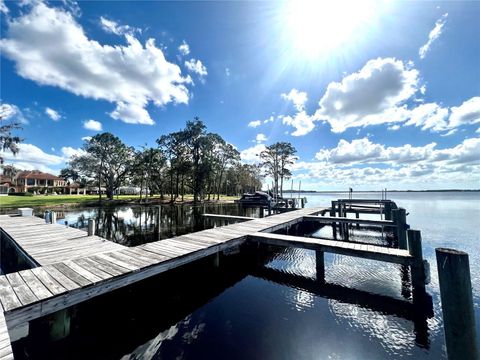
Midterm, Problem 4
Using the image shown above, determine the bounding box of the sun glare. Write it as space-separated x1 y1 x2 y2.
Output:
283 1 375 57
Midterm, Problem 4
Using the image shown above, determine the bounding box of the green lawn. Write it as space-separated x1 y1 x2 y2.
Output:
0 194 238 208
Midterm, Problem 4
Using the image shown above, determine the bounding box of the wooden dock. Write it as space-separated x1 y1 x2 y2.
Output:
0 203 430 359
0 215 125 266
0 208 322 335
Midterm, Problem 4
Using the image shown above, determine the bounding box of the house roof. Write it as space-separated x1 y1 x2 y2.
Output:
0 175 12 184
16 170 64 181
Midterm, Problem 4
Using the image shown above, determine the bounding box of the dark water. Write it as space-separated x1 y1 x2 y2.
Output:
47 203 261 246
12 192 480 359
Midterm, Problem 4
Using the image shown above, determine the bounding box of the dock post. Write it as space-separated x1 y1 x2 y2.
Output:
49 309 71 341
259 207 264 218
393 208 407 249
87 219 95 236
51 210 57 224
330 201 336 216
384 202 392 221
315 250 325 283
436 248 478 360
407 230 425 296
356 211 360 229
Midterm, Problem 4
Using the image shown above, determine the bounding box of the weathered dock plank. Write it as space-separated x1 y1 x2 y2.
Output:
248 232 413 265
0 311 13 360
1 207 326 333
0 215 126 266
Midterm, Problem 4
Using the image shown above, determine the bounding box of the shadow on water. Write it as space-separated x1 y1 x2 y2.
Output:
12 245 266 360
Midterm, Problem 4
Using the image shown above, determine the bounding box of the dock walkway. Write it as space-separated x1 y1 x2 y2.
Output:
0 207 322 334
0 215 125 266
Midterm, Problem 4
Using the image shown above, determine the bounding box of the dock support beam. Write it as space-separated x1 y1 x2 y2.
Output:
407 230 425 296
436 248 478 360
315 250 325 283
393 208 407 249
87 219 95 236
213 252 220 268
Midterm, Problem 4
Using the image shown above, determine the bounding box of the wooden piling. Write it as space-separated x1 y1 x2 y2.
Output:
393 208 407 249
407 230 425 295
51 211 57 224
87 219 95 236
316 250 325 283
436 248 479 360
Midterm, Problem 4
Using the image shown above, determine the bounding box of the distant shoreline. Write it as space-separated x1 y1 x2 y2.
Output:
282 189 480 193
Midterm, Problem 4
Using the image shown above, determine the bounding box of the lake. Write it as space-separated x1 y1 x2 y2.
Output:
11 191 480 359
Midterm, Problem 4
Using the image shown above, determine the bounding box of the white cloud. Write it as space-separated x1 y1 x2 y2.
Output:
404 103 448 131
314 137 480 168
0 102 28 124
293 137 480 188
178 41 190 56
100 16 139 36
388 124 400 131
0 103 19 120
81 136 92 141
281 89 308 111
240 144 266 164
0 2 193 125
1 143 63 167
109 102 153 125
185 58 208 77
83 119 102 131
45 107 61 121
248 120 261 128
61 146 85 159
0 143 87 173
264 116 275 123
316 58 419 133
448 97 480 128
225 67 230 77
0 0 8 14
256 133 267 143
281 111 317 136
419 13 448 59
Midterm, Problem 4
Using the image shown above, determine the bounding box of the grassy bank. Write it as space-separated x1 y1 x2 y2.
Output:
0 194 238 208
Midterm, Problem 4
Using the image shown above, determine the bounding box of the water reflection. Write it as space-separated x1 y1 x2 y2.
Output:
57 203 260 246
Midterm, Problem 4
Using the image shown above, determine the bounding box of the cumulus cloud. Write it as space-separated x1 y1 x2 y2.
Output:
448 97 480 128
316 58 419 133
0 143 85 173
281 111 317 136
0 0 8 14
178 41 190 56
81 136 92 141
315 138 480 166
0 2 193 125
109 102 153 125
248 120 261 128
83 119 102 131
185 58 208 77
240 144 266 163
45 107 61 121
404 103 448 131
256 133 267 143
100 16 139 36
419 13 448 59
0 102 28 124
292 137 480 188
281 89 308 111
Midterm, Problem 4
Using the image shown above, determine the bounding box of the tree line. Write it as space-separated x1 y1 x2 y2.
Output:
1 112 298 203
63 118 277 203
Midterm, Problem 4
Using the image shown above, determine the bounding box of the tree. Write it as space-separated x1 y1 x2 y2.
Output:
0 104 22 165
277 142 297 197
214 142 240 200
70 133 134 200
59 167 80 184
1 164 19 180
260 142 297 198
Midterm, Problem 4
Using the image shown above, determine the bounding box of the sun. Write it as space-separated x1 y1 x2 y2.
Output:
282 0 375 58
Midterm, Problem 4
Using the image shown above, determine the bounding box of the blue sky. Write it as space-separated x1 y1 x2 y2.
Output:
1 0 479 190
